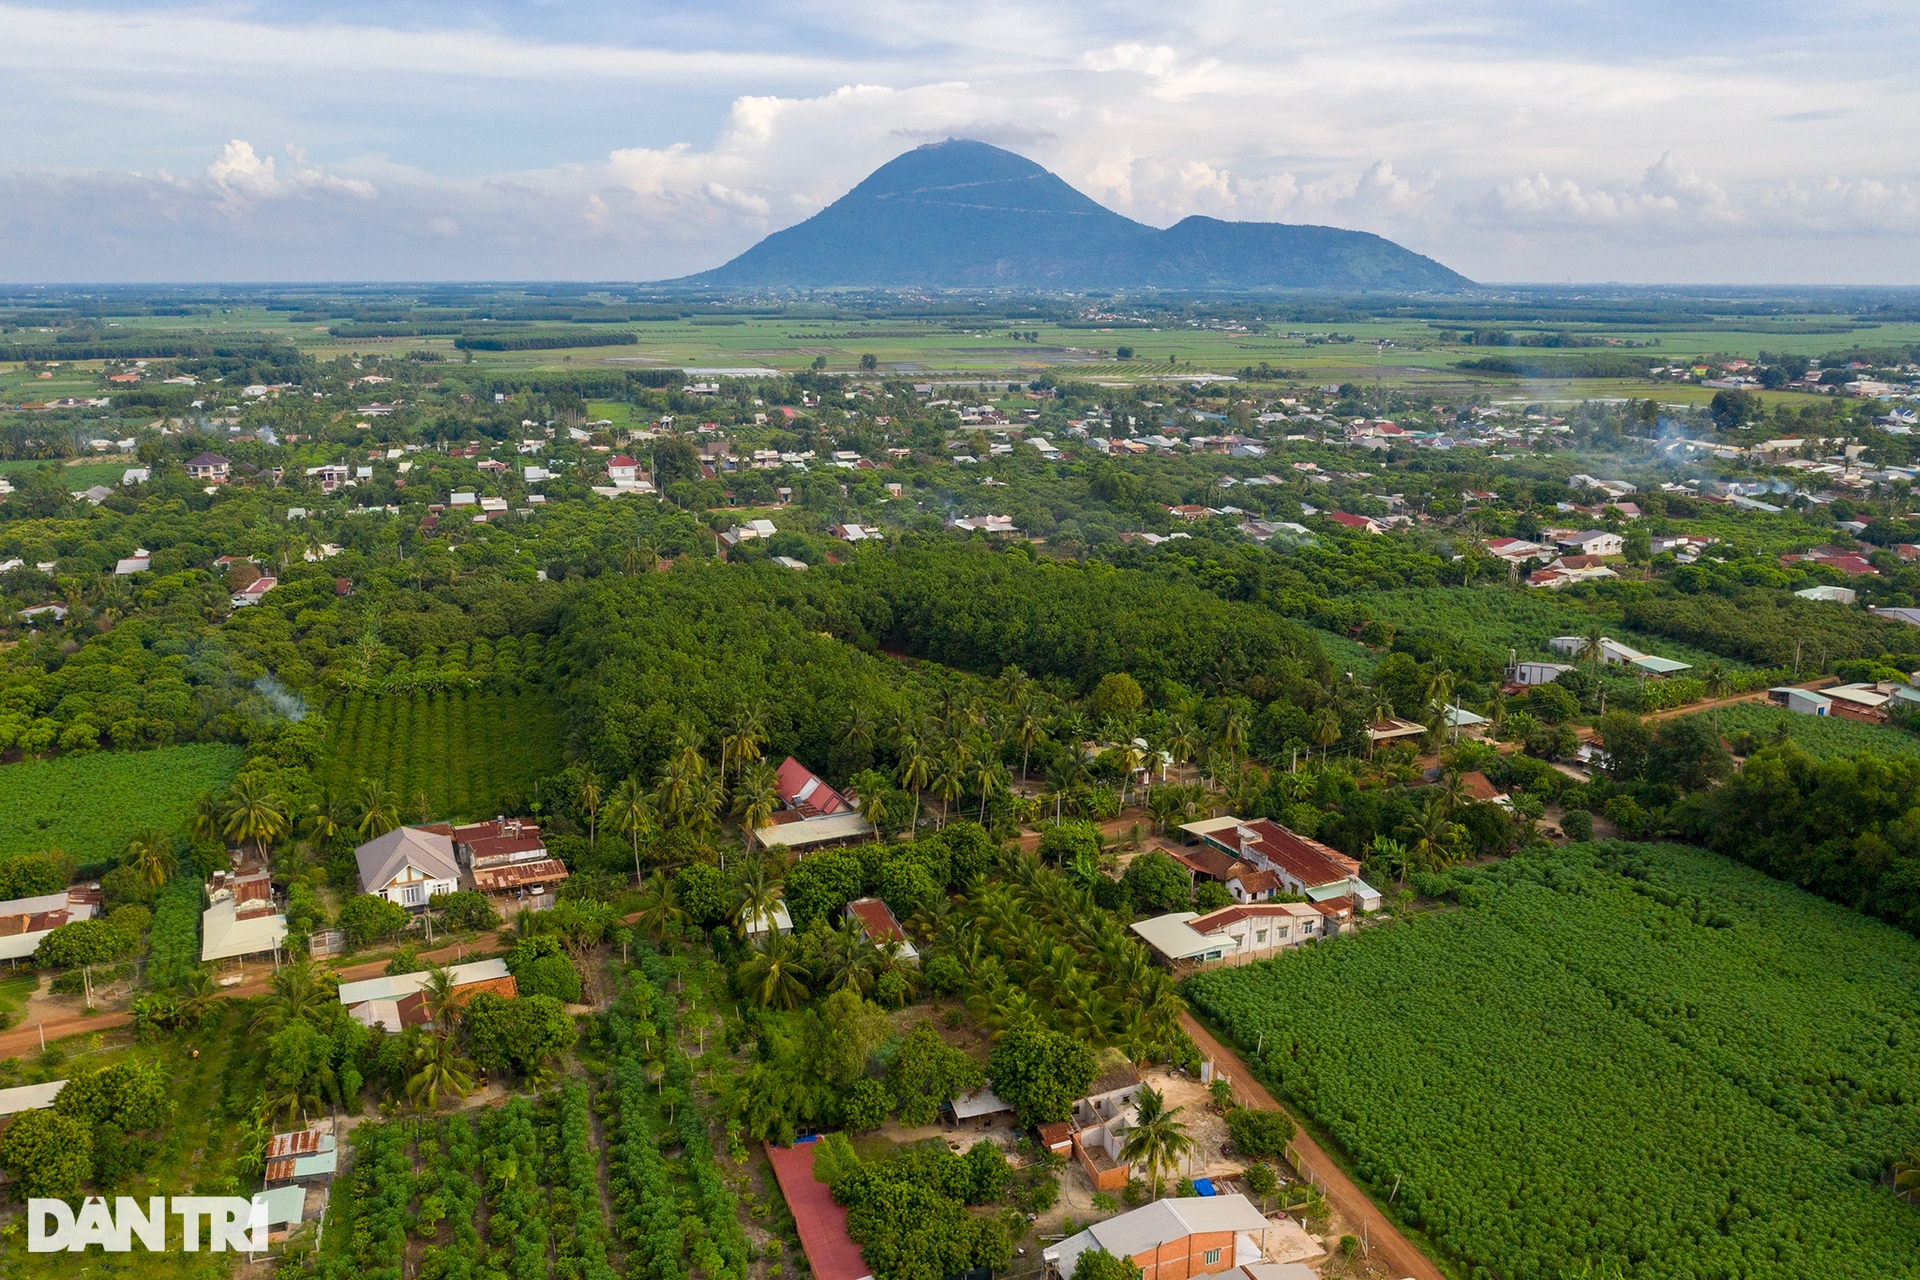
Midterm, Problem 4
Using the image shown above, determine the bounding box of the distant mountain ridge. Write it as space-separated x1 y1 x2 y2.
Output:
680 140 1472 291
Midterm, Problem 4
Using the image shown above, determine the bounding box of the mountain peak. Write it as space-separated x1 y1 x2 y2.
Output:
681 142 1471 290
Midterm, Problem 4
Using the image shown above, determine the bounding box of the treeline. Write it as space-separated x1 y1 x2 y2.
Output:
1622 592 1918 668
1674 744 1920 936
1454 352 1656 378
0 340 287 362
453 332 640 352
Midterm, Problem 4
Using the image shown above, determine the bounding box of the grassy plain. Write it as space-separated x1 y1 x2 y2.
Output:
12 303 1920 394
0 743 244 869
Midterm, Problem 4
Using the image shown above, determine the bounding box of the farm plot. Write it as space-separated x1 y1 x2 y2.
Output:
319 689 566 821
0 743 243 869
1185 841 1920 1280
1688 701 1920 761
1354 586 1752 674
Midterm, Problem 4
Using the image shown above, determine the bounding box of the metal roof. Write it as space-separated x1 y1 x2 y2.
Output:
337 957 509 1006
1049 1194 1270 1278
354 825 459 892
201 896 288 962
0 1080 67 1116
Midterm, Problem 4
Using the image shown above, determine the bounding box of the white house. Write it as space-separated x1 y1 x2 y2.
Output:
0 887 101 961
354 826 460 908
1554 530 1624 557
1796 584 1857 604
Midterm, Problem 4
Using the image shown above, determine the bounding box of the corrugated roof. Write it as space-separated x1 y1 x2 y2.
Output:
1050 1194 1270 1277
844 897 905 943
337 957 510 1006
764 1142 873 1280
0 1080 67 1116
354 826 459 891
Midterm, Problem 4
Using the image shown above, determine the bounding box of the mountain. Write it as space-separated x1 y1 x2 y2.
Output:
681 140 1472 291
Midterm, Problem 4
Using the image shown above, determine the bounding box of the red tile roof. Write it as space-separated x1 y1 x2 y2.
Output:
1230 869 1283 895
765 1142 872 1280
1188 902 1315 931
473 859 570 893
774 757 853 816
844 897 905 944
1208 819 1358 889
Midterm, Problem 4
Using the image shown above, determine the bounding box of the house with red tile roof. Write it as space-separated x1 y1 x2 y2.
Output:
1325 511 1383 534
751 758 872 850
1178 816 1379 911
844 897 918 965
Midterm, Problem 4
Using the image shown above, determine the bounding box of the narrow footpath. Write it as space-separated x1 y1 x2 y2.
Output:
1179 1012 1446 1280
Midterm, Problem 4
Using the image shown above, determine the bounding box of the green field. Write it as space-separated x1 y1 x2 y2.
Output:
1355 585 1753 672
1689 700 1920 760
0 743 244 870
321 689 567 822
1186 841 1920 1280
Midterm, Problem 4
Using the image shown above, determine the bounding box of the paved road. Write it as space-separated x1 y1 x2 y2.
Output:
1179 1012 1446 1280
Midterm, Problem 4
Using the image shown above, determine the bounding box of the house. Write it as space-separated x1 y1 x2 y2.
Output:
73 485 115 505
830 524 883 542
114 553 151 575
201 867 287 963
1796 585 1857 604
230 576 278 608
264 1127 338 1185
743 899 794 939
948 515 1018 536
1045 1193 1272 1280
121 467 150 485
0 1080 69 1128
1366 716 1427 746
0 886 102 961
719 518 779 548
1554 530 1623 557
16 602 69 625
427 817 570 903
843 897 918 965
1178 817 1380 910
606 456 643 484
354 826 461 909
185 452 231 483
336 957 517 1032
1483 537 1549 563
1769 687 1831 717
1131 902 1333 968
1167 504 1217 521
764 1140 874 1280
751 758 872 849
1325 511 1383 534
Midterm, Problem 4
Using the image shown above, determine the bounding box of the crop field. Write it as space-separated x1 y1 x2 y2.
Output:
0 743 243 868
0 457 137 489
320 688 566 821
1689 701 1920 761
14 303 1918 393
1353 586 1753 673
1186 841 1920 1280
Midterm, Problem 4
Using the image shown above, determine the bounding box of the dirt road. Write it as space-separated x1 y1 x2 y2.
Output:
0 931 508 1060
1180 1012 1446 1280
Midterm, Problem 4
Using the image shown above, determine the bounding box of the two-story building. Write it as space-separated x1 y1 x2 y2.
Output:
185 452 231 484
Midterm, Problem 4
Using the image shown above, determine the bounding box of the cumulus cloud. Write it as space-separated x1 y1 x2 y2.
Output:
5 0 1920 280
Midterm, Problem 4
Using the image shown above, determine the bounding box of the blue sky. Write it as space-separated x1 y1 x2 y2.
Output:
2 0 1917 283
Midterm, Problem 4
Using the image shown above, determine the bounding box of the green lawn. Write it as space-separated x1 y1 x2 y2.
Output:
0 743 244 870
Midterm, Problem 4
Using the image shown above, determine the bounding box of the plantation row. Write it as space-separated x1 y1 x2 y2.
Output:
1186 841 1920 1280
315 1091 617 1280
320 689 567 821
0 743 243 870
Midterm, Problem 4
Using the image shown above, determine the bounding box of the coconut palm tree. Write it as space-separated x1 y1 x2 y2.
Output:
607 775 654 882
1703 661 1731 738
896 735 933 828
730 856 783 940
971 756 1003 824
418 961 463 1036
251 959 335 1035
1895 1146 1920 1205
1310 708 1342 764
1578 623 1606 676
634 871 687 942
407 1029 476 1110
188 790 225 845
822 916 881 996
124 827 177 889
1013 708 1043 783
355 777 399 840
1412 795 1463 873
575 765 604 845
1117 1085 1194 1200
225 774 289 860
736 931 810 1009
931 751 968 830
730 761 779 841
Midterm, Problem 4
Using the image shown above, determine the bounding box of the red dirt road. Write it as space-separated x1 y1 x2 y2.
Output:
0 932 507 1060
1181 1012 1446 1280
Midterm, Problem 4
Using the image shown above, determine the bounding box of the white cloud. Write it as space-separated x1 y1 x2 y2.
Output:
4 0 1920 280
